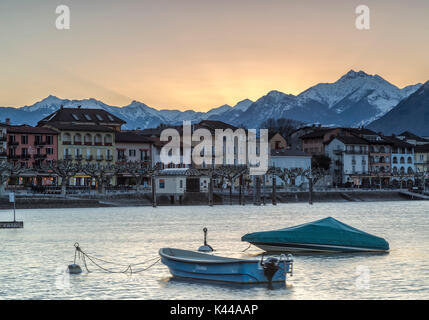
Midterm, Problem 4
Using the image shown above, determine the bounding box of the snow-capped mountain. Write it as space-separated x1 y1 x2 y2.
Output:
368 81 429 136
0 70 422 130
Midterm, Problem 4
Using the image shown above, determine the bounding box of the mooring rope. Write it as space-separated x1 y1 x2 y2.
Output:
73 243 160 274
241 243 252 252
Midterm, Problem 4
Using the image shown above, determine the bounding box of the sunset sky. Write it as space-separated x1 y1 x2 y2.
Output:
1 0 429 111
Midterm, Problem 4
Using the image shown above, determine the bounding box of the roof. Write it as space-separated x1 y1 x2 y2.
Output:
38 107 126 125
268 131 285 141
398 131 429 142
7 125 58 134
300 128 337 139
383 136 414 148
198 120 238 131
44 123 115 132
115 131 153 143
344 128 378 136
332 136 369 145
271 149 310 157
158 168 204 176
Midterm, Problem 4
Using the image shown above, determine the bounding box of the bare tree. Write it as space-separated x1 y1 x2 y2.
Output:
0 161 27 195
44 160 80 196
118 161 159 193
215 165 248 205
82 163 115 195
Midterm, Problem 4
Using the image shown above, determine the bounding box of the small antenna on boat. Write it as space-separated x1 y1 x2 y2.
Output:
198 227 214 252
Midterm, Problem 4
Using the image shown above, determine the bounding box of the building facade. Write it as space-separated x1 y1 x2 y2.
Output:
6 125 58 186
325 136 369 186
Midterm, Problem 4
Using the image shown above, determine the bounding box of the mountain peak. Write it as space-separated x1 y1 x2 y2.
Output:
339 69 371 81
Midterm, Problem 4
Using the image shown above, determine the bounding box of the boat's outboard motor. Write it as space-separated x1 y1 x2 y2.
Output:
260 254 280 283
198 227 214 252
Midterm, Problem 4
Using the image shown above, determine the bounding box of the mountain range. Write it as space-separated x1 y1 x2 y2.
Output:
1 70 427 135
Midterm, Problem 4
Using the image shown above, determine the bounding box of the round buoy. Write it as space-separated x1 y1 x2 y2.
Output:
68 264 82 274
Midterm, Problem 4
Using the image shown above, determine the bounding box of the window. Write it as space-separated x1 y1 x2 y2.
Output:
84 114 92 120
129 149 136 157
95 114 103 121
46 148 53 155
179 180 183 188
21 136 28 144
72 114 80 120
107 115 114 121
21 148 28 156
159 179 165 189
46 135 53 145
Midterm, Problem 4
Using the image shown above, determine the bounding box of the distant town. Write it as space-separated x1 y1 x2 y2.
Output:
0 105 428 206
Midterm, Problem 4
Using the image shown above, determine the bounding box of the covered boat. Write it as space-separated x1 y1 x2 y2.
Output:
159 248 293 284
241 217 389 253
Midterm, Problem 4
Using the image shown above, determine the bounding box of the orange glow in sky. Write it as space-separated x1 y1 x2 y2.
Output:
1 0 428 111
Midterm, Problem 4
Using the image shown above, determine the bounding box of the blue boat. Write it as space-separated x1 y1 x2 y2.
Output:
159 248 293 284
242 217 389 253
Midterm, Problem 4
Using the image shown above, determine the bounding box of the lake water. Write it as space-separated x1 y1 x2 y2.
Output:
0 201 428 300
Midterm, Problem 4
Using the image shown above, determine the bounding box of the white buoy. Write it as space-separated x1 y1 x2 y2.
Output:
68 264 82 274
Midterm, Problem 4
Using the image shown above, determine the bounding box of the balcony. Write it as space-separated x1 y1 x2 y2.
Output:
8 141 19 146
0 151 7 158
96 155 104 161
64 155 73 160
94 142 102 146
86 155 93 161
106 155 113 161
75 155 83 161
73 141 82 145
62 141 71 145
345 150 367 155
20 154 31 160
33 154 47 159
84 142 92 146
35 140 46 146
104 142 113 146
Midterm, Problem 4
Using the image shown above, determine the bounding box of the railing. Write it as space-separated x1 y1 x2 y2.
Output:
35 140 46 146
64 155 73 160
8 141 19 146
96 155 104 161
62 141 71 145
33 154 47 159
86 155 93 161
106 156 113 161
20 154 31 160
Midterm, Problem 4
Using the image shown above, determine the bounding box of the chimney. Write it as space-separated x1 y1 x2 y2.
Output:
77 105 81 109
60 105 64 110
5 118 10 125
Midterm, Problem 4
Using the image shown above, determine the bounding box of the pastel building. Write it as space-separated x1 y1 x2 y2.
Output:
6 125 58 186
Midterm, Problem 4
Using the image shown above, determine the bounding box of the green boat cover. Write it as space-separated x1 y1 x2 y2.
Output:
241 217 389 251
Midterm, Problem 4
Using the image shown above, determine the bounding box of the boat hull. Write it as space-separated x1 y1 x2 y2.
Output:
251 242 388 253
159 248 291 284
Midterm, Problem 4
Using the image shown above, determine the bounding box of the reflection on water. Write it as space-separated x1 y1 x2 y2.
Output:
0 201 428 299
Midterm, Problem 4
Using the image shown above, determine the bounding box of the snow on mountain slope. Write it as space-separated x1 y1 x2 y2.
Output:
2 70 422 130
298 70 421 116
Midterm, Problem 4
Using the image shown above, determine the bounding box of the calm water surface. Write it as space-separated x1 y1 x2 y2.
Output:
0 201 428 299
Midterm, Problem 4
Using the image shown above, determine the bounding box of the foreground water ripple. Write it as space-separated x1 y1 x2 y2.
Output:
0 201 428 299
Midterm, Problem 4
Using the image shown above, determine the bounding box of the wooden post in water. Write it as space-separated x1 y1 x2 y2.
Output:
151 175 157 207
309 176 313 205
272 175 277 205
208 175 213 207
254 176 261 206
238 175 242 205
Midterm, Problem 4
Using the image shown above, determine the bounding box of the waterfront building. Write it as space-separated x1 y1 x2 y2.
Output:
268 149 312 187
0 119 8 160
155 168 209 203
115 131 154 186
38 106 126 186
325 136 369 186
383 136 415 187
300 128 341 155
6 125 58 186
366 136 392 188
414 144 429 174
269 132 287 151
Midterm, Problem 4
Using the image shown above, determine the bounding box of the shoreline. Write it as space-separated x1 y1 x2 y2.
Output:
0 190 425 210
